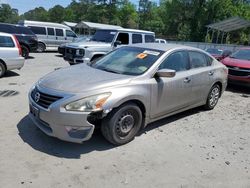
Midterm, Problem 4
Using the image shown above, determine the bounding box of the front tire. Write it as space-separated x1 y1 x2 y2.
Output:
37 43 46 52
0 62 6 78
101 103 142 145
21 45 29 59
204 84 221 110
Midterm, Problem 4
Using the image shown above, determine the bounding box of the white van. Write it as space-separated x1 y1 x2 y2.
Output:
18 20 78 52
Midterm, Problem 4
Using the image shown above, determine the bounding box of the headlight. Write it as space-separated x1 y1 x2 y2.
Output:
76 49 84 56
65 93 111 112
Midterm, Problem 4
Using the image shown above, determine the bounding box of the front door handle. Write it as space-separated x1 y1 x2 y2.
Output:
184 77 191 83
209 71 214 76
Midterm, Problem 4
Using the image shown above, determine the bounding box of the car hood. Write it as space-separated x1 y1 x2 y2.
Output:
222 57 250 69
38 64 133 93
67 41 112 48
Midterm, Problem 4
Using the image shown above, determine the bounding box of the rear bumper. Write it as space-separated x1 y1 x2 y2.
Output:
28 91 95 143
6 57 25 70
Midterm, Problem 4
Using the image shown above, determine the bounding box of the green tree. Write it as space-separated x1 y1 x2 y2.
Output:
0 4 19 23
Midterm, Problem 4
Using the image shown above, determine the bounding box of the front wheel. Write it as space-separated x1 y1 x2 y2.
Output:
37 43 46 52
101 103 142 145
0 62 6 78
21 46 29 59
204 84 221 110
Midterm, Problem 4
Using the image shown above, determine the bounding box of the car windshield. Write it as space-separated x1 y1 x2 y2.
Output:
230 49 250 61
206 48 223 55
90 47 164 76
91 30 116 43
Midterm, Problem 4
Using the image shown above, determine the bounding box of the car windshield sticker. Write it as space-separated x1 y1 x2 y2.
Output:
136 53 148 59
143 50 160 56
110 32 117 35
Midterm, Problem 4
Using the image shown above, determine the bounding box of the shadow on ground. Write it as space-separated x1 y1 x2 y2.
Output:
17 115 114 159
26 56 34 59
226 84 250 95
17 107 203 159
4 71 20 77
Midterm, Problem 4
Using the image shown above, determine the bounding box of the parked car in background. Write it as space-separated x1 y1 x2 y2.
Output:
205 48 232 61
0 32 24 77
0 23 38 58
221 48 250 86
19 20 78 52
29 43 227 145
155 38 167 43
58 36 91 56
64 28 155 65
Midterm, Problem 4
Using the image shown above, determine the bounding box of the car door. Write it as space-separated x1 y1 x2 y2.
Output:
65 30 77 43
46 27 57 48
55 28 65 46
188 51 214 104
150 50 193 119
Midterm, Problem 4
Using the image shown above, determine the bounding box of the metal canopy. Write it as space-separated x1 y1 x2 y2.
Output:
76 21 122 30
206 17 250 32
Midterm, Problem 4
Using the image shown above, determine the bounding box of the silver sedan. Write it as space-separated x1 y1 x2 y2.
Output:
29 43 228 145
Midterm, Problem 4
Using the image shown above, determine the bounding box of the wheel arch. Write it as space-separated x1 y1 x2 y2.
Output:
0 59 7 70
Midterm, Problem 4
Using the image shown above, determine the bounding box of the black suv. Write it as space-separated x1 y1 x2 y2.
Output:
0 23 38 58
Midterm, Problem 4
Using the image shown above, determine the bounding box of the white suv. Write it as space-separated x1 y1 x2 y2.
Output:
0 32 24 77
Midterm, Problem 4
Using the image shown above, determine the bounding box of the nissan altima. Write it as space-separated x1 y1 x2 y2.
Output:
29 43 228 145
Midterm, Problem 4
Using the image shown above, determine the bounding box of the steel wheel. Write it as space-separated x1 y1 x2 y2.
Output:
101 103 142 145
37 43 45 52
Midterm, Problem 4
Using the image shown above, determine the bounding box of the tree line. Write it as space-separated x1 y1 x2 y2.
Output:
0 0 250 44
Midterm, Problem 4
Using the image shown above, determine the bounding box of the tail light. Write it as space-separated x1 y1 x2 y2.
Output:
13 35 22 56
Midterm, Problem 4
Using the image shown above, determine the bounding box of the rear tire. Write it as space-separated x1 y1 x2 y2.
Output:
37 43 46 52
101 103 142 145
21 45 29 59
0 62 6 78
204 84 221 110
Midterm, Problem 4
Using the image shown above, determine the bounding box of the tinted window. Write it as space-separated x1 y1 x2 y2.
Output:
159 51 189 72
132 34 142 44
0 36 14 47
160 40 165 43
47 28 55 36
189 51 208 68
15 26 34 35
29 26 46 35
56 29 64 36
66 30 76 37
0 24 15 34
116 33 129 44
92 30 116 43
145 35 155 43
206 48 222 55
206 55 213 66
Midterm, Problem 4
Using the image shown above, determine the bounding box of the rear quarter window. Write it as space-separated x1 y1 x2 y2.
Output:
189 51 209 69
145 35 155 43
132 34 142 44
0 36 15 47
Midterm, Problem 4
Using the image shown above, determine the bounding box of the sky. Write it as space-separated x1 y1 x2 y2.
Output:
0 0 149 14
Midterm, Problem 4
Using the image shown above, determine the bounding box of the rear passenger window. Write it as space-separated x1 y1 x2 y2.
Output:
0 36 15 47
159 51 189 72
145 35 155 43
132 34 142 44
56 29 64 36
29 26 46 35
116 33 129 44
189 51 208 68
47 28 55 36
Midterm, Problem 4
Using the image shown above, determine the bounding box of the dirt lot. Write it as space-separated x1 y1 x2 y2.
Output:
0 53 250 188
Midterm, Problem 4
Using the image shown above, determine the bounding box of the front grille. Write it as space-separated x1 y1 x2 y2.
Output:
66 47 76 55
31 87 63 109
227 66 250 77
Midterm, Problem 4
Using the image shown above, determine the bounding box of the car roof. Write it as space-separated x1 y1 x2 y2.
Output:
129 43 204 52
99 28 154 34
0 32 13 37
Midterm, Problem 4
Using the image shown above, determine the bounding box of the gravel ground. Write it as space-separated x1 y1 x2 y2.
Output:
0 53 250 188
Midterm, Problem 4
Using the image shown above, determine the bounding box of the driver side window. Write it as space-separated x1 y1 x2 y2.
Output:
159 51 189 72
116 33 129 45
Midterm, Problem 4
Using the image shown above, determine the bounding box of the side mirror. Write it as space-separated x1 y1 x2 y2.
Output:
114 41 122 47
156 69 176 78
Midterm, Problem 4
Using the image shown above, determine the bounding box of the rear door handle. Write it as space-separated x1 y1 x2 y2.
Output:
184 77 191 83
209 71 214 76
